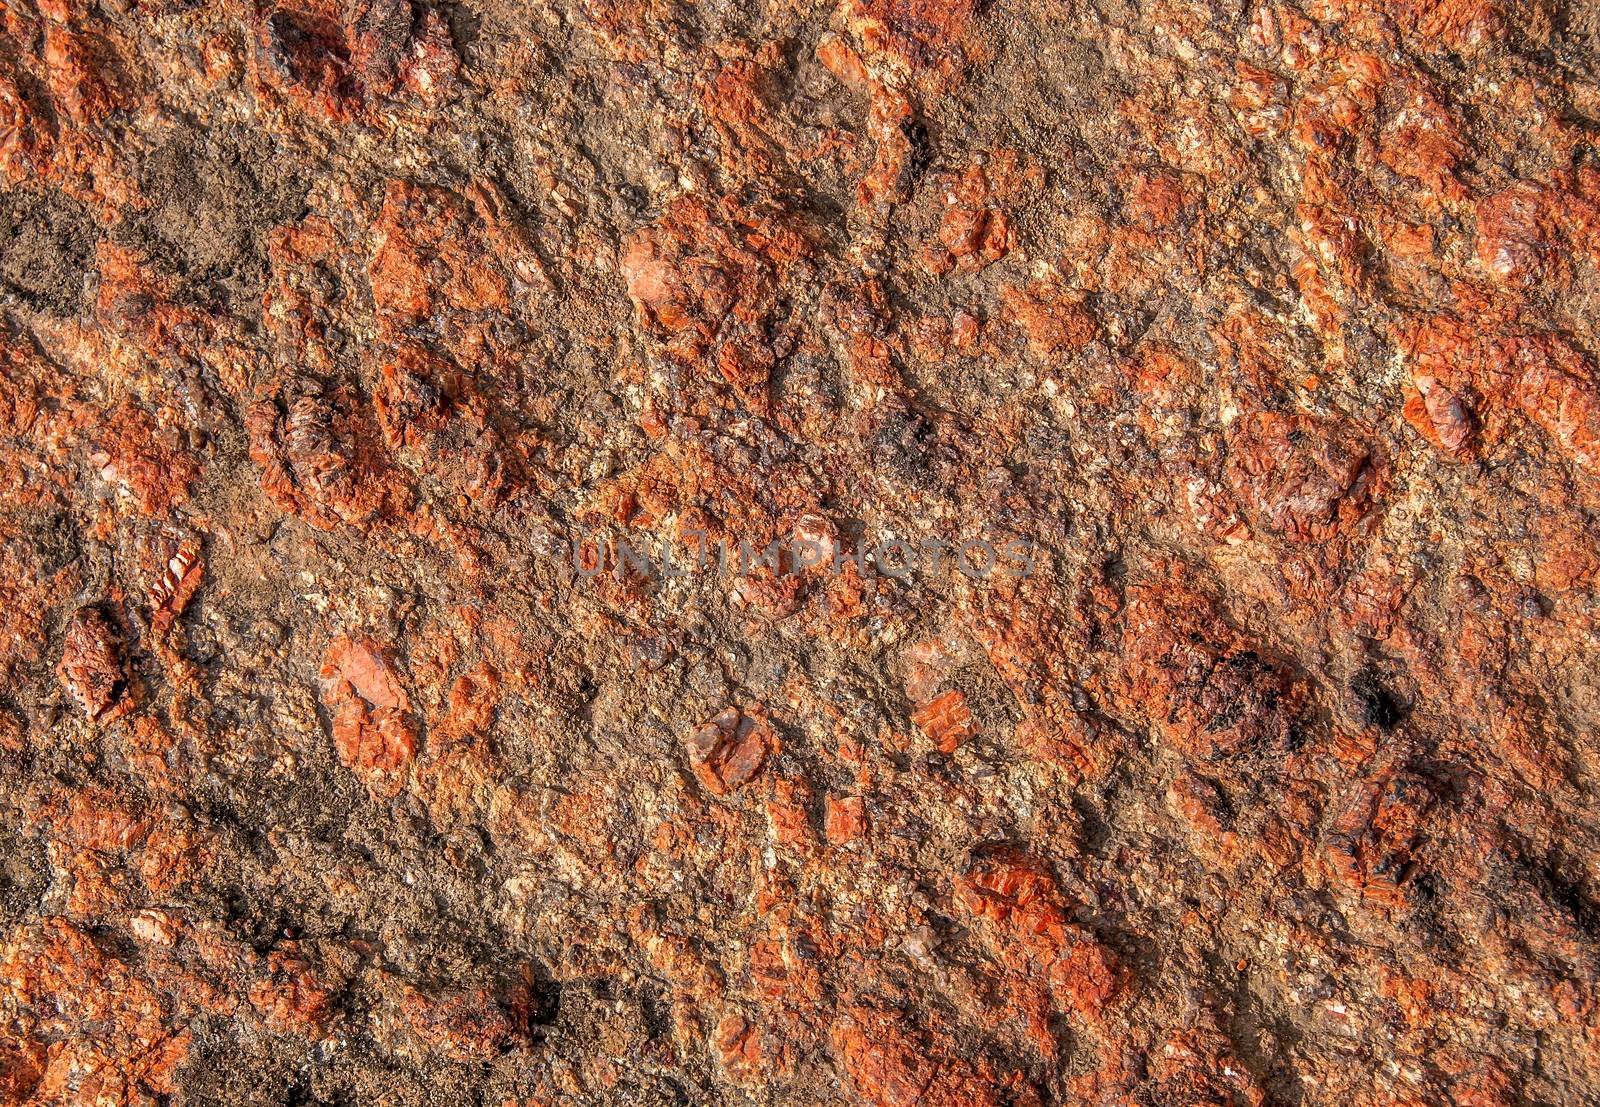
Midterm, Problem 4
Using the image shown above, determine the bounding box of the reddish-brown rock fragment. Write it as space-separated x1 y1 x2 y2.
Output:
713 1014 766 1084
0 1035 44 1104
247 377 412 531
687 706 771 797
1224 411 1382 545
402 986 515 1062
1403 374 1476 456
319 635 418 797
57 606 128 722
910 689 976 752
1001 283 1097 357
1324 764 1436 908
1151 1024 1267 1107
148 539 203 637
825 794 867 845
89 402 202 518
1516 350 1600 476
1121 575 1304 761
924 165 1013 275
0 919 192 1102
248 949 335 1034
831 1006 1001 1107
42 27 115 124
955 846 1123 1055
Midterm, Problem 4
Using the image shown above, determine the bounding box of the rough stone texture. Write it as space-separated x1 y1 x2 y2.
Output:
1 0 1599 1104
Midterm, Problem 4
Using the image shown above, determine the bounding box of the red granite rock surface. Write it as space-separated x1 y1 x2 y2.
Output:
1 0 1599 1103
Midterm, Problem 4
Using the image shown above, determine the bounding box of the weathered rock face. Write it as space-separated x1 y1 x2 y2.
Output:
2 0 1599 1104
